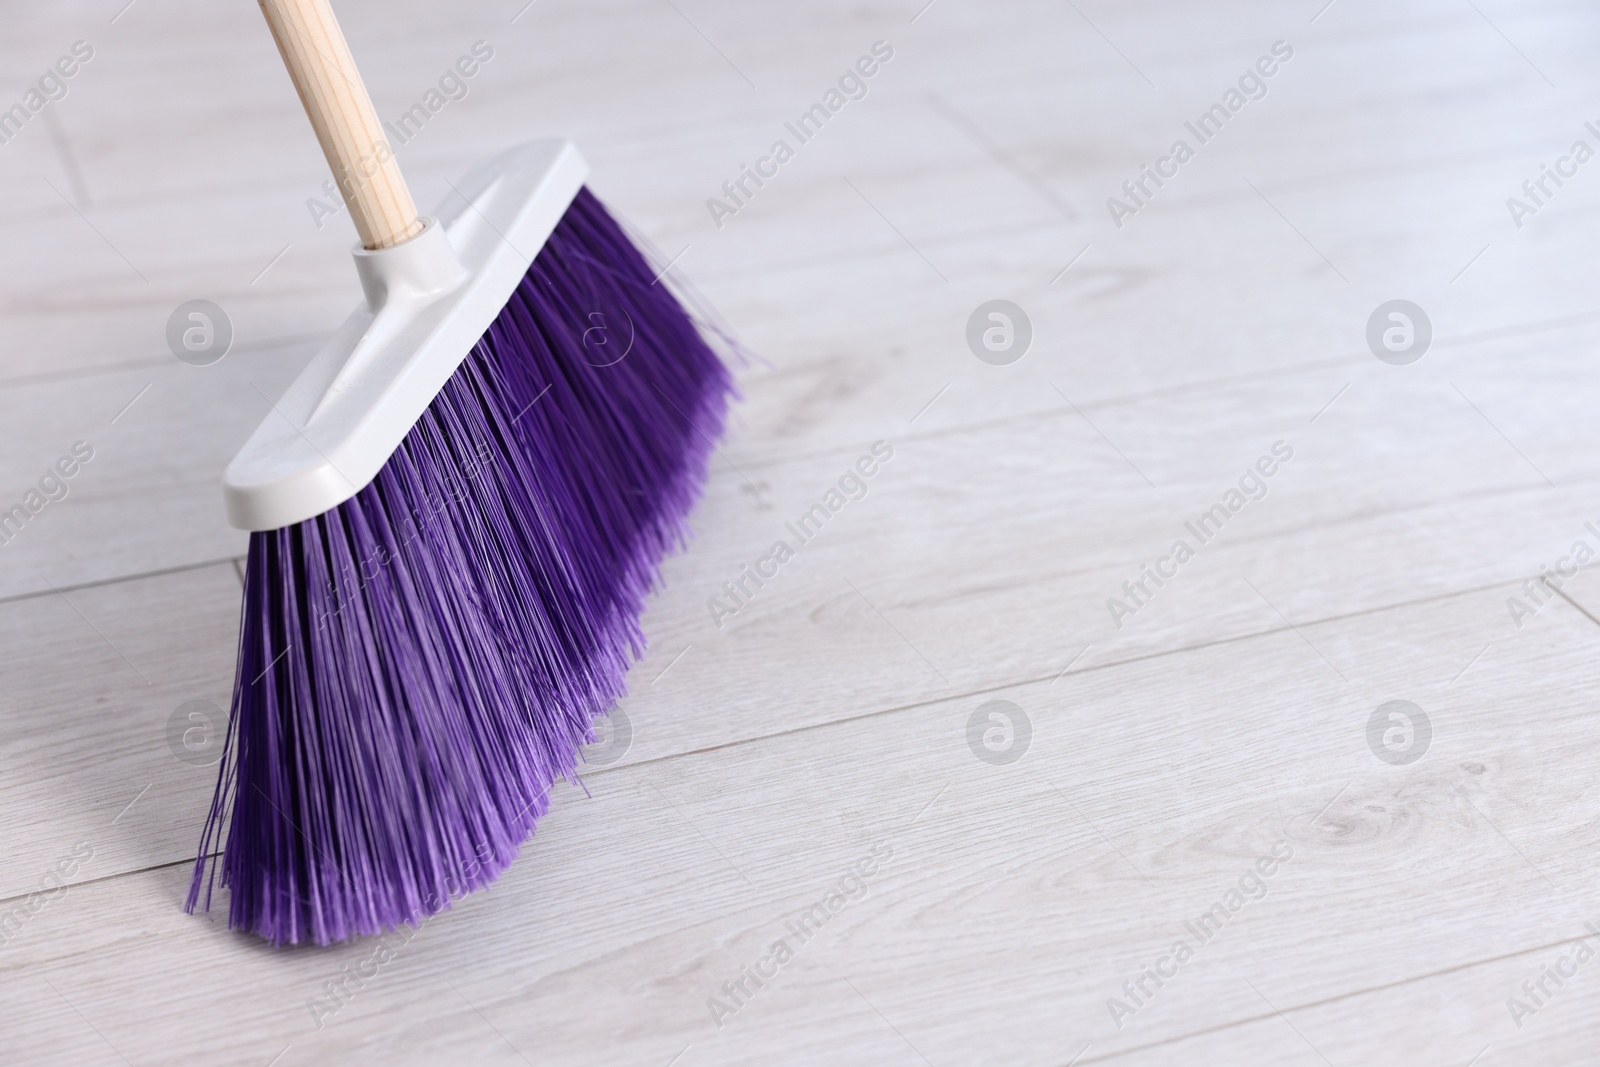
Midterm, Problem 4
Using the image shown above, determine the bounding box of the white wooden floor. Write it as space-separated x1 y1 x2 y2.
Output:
4 0 1600 1063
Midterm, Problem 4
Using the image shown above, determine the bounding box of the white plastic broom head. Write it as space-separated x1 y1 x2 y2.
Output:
224 139 589 531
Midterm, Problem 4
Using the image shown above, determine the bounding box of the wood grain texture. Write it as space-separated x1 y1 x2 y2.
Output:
259 0 422 248
2 0 1599 1064
5 584 1599 1065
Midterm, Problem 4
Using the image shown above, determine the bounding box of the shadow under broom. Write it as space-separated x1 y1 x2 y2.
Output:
187 0 733 946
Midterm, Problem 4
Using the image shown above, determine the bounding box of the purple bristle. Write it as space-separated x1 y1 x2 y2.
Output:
186 187 734 946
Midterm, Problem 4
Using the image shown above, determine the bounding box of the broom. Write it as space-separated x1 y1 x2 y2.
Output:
185 0 733 946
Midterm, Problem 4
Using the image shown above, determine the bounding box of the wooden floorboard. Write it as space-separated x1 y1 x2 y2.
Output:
5 584 1600 1066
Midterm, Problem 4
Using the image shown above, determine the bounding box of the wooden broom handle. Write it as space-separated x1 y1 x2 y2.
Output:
259 0 423 249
